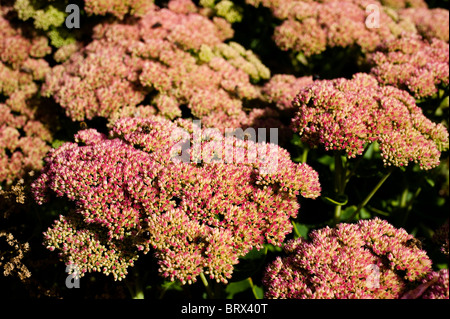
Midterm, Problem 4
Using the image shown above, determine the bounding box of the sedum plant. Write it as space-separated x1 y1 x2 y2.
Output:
1 7 53 185
368 33 449 100
42 2 273 132
32 116 321 285
262 217 437 299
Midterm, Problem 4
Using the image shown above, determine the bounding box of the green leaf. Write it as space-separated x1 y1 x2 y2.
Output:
291 156 303 163
341 205 357 220
359 207 371 219
230 247 267 282
51 139 65 149
252 285 264 299
290 134 303 146
161 280 183 292
296 52 308 66
159 279 183 299
424 176 435 187
264 243 282 253
439 95 449 108
317 154 334 167
363 143 375 159
436 264 449 270
293 222 309 239
225 279 251 299
436 197 445 207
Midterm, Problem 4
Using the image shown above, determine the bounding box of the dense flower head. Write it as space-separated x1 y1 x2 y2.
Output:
262 74 314 111
42 2 273 132
42 213 140 281
13 0 156 32
198 0 244 23
246 0 420 57
248 0 428 8
12 0 75 47
401 268 449 299
32 116 321 283
1 10 52 185
84 0 155 19
262 217 433 299
419 269 449 299
369 34 449 99
378 0 427 9
291 73 449 169
400 7 449 42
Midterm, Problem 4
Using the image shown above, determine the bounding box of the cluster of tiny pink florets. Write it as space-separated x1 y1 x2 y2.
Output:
369 33 449 99
419 269 449 299
262 74 314 111
262 217 433 299
400 7 449 42
246 0 433 58
32 116 321 283
42 1 273 132
291 73 449 169
1 8 52 185
84 0 155 19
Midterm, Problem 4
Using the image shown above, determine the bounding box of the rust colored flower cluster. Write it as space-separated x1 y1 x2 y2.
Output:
1 9 52 185
262 217 433 299
246 0 420 58
32 116 321 283
291 73 449 169
42 2 273 132
369 34 449 99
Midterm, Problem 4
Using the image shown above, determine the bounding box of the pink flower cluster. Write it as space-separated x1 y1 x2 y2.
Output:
246 0 421 57
400 7 449 42
42 2 273 132
262 74 314 111
84 0 155 19
419 269 449 299
262 217 433 299
369 34 449 99
401 269 449 299
32 116 321 283
1 9 52 185
378 0 427 9
42 213 140 281
291 73 449 169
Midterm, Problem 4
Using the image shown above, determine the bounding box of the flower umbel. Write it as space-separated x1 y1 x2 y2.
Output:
291 73 449 169
262 217 433 299
33 116 321 284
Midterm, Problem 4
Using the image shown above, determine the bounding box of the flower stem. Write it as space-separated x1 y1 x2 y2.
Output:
334 204 342 224
401 187 422 226
125 278 144 299
301 147 309 163
347 167 394 221
200 272 214 299
292 220 301 238
333 152 346 223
